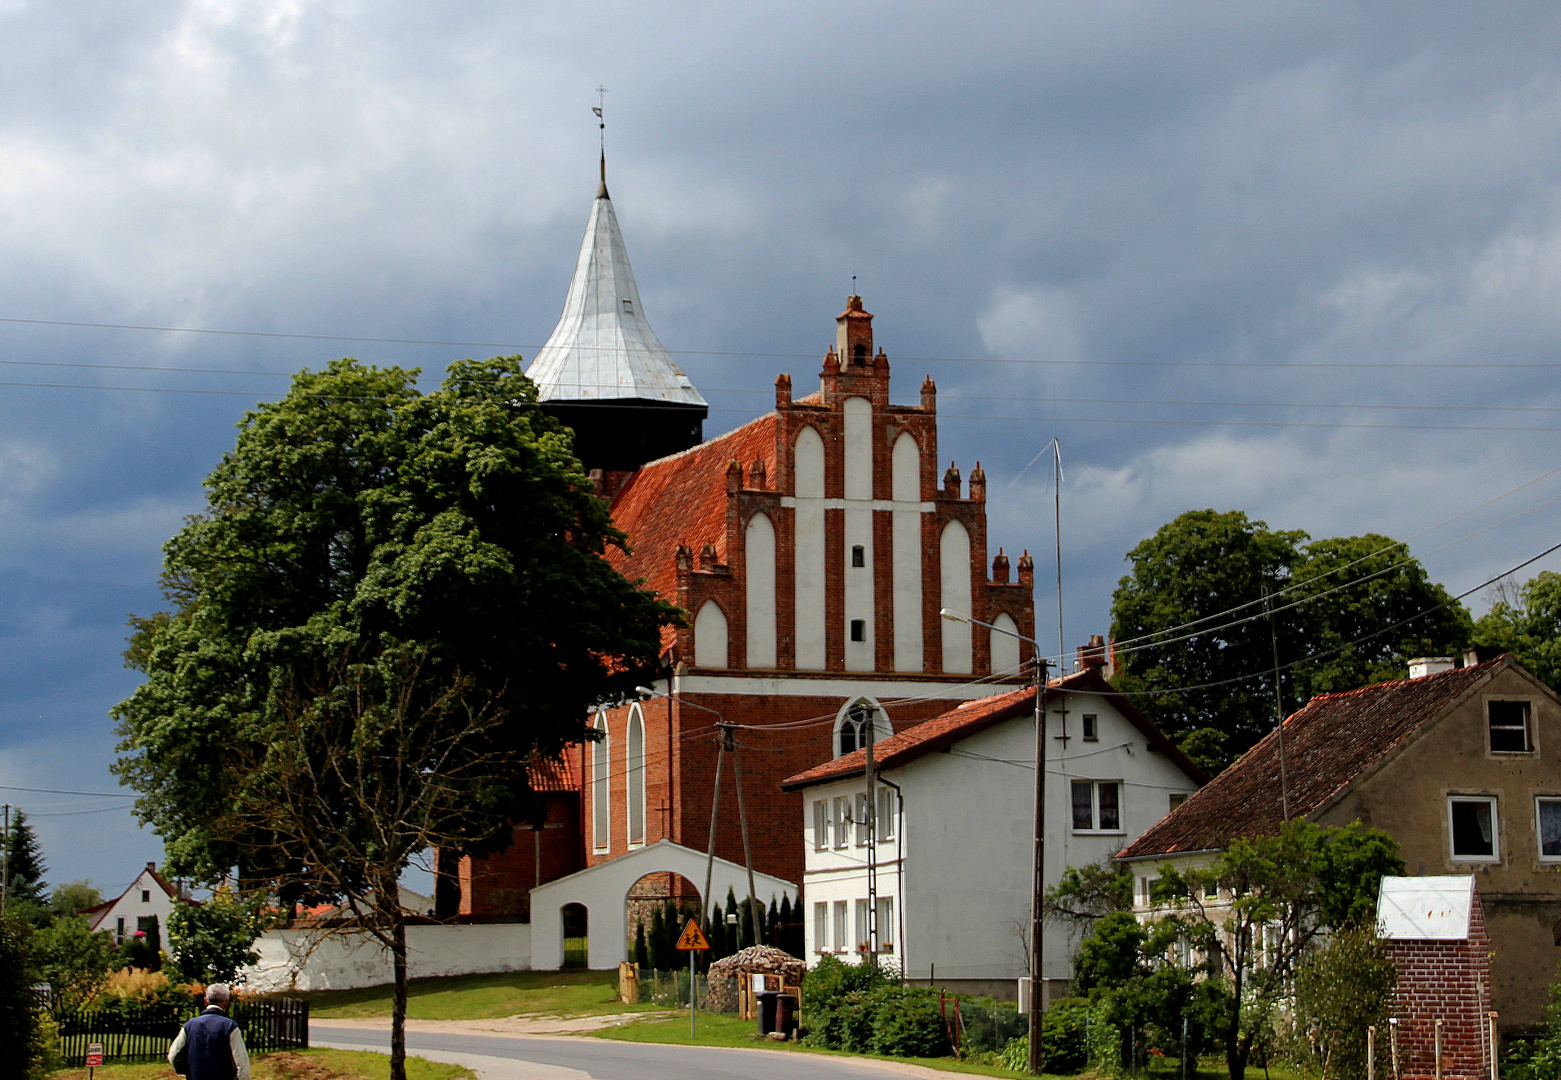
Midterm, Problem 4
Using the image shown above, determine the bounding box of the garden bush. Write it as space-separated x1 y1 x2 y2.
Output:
870 986 950 1058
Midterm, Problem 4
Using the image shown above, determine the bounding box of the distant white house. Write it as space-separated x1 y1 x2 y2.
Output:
781 659 1206 999
82 862 197 946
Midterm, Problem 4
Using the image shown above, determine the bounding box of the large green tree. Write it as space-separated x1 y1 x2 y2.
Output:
1151 821 1405 1080
4 808 48 913
113 356 678 1079
1111 511 1469 765
1472 571 1561 689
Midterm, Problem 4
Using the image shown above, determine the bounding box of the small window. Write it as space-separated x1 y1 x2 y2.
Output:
853 343 867 363
877 787 895 840
1538 798 1561 862
813 800 828 851
141 890 151 903
850 619 867 642
851 545 865 568
1081 715 1098 741
814 902 829 952
1489 700 1533 753
116 917 125 942
1203 880 1218 900
1071 780 1124 832
833 796 851 849
1449 796 1499 861
622 298 633 314
877 897 894 948
1169 793 1188 812
855 898 869 950
833 901 849 952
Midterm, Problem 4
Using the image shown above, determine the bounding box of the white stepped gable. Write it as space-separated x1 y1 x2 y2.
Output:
527 187 707 406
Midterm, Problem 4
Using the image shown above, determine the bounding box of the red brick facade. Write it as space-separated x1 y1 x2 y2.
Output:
1384 890 1494 1080
460 297 1036 915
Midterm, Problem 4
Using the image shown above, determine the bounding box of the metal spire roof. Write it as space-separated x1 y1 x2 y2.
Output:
527 173 707 407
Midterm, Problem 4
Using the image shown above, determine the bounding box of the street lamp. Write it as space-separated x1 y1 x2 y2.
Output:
633 686 761 947
941 608 1051 1075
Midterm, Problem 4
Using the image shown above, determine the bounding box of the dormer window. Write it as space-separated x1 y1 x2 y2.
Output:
851 545 865 568
622 299 633 314
1489 700 1533 754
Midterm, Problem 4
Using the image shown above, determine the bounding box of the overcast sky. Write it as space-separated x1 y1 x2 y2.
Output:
5 1 1561 897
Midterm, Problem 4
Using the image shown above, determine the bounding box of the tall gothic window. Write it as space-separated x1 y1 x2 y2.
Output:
592 712 610 852
627 705 646 847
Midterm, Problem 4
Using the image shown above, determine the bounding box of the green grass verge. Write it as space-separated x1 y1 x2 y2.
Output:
305 968 649 1020
589 1012 1045 1078
51 1048 473 1080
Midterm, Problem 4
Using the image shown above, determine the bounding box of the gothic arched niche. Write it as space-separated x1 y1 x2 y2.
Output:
591 711 610 852
833 697 892 758
693 599 729 669
745 512 777 668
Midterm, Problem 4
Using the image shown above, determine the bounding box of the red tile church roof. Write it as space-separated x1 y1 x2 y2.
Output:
607 412 777 605
1117 657 1509 861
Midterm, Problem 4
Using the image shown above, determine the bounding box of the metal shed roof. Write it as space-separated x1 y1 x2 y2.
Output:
1376 875 1476 940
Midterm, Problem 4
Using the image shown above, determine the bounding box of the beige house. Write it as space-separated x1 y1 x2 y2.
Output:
1117 655 1561 1031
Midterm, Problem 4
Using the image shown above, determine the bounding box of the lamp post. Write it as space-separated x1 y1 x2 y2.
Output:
634 686 762 946
941 609 1051 1075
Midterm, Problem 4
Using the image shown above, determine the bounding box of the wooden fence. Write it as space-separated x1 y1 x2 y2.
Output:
54 999 308 1066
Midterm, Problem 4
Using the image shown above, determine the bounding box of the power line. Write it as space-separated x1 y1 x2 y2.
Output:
5 313 1561 370
0 783 126 798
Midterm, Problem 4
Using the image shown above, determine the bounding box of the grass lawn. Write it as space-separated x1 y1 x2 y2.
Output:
305 969 648 1020
51 1049 473 1080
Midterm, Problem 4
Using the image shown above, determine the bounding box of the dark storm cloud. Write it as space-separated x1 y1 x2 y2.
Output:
3 0 1561 885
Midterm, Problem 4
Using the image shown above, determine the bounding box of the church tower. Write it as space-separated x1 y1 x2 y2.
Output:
526 161 708 473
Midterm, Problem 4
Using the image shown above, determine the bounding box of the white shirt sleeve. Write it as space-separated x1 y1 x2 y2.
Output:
167 1027 188 1069
230 1025 251 1080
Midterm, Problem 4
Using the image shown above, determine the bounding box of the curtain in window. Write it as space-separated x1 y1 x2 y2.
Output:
1072 781 1093 830
1098 783 1121 830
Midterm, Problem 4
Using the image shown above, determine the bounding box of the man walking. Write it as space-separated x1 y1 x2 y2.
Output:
168 983 251 1080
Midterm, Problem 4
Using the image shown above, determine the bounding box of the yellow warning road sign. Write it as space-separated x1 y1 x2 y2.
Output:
675 918 711 951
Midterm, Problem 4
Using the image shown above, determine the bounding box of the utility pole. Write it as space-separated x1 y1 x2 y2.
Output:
701 731 727 936
863 703 878 966
1028 657 1049 1076
1 802 8 916
727 725 763 945
1263 585 1291 822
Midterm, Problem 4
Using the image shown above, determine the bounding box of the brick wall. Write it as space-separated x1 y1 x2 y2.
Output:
457 791 582 919
1384 890 1494 1080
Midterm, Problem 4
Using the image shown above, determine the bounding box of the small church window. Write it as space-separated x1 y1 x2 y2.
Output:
850 619 866 642
853 343 867 363
622 299 633 314
851 545 865 567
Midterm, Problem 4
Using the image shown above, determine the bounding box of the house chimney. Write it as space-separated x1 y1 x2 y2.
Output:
1078 635 1108 672
1408 657 1455 679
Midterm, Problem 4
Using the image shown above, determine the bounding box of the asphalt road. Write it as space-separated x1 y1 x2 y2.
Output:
315 1024 958 1080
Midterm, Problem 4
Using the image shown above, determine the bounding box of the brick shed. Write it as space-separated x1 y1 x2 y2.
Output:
1377 876 1495 1080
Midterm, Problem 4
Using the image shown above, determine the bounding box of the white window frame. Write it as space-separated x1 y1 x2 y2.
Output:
854 792 871 847
876 787 895 841
833 698 890 759
591 711 611 853
854 898 869 954
1070 779 1125 834
814 901 829 952
627 704 646 848
1487 698 1535 755
1448 795 1501 862
1537 796 1561 863
833 796 851 849
813 800 829 851
1081 714 1099 742
833 900 848 953
876 896 894 949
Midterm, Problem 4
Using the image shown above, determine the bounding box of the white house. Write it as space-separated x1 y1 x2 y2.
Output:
82 862 197 947
781 657 1206 999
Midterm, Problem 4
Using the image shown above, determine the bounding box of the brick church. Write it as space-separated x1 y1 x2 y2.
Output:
451 162 1037 919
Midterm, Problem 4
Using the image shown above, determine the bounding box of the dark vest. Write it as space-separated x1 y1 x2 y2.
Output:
183 1009 239 1080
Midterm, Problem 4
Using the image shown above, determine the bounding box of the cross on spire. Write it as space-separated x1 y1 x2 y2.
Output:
594 85 608 190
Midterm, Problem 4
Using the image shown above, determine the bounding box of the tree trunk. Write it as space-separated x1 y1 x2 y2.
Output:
390 905 408 1080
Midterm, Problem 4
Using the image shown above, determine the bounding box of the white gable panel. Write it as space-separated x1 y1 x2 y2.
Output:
1376 875 1475 940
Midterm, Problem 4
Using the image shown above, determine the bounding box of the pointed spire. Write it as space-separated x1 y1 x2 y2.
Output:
527 180 707 409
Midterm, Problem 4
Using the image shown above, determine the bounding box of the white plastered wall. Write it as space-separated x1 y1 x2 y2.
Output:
745 512 777 668
243 923 533 992
939 520 972 673
694 600 729 669
891 433 923 672
794 425 827 669
991 612 1021 676
844 397 875 671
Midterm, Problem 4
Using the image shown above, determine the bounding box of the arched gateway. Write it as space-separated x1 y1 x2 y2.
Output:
529 839 797 970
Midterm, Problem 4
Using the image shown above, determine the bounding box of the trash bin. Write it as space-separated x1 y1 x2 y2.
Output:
776 993 798 1037
757 991 780 1035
